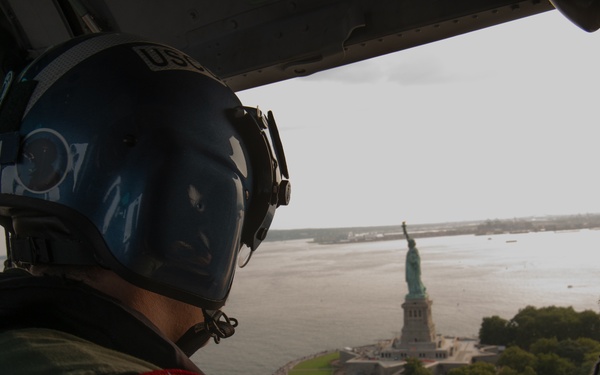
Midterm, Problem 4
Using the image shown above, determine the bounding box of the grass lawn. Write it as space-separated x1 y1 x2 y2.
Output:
288 352 340 375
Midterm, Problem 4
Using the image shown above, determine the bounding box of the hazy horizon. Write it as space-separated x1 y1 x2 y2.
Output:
267 210 600 231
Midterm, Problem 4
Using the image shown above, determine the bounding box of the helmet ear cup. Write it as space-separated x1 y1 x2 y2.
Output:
229 107 290 253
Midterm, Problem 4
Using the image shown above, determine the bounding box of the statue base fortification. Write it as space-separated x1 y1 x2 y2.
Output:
396 296 436 348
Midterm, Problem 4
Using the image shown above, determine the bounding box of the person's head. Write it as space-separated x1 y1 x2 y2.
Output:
0 33 290 333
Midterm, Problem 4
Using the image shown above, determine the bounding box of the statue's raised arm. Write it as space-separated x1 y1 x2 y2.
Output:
402 221 409 240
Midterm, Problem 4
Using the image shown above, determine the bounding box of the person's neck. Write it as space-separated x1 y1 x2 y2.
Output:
83 271 204 342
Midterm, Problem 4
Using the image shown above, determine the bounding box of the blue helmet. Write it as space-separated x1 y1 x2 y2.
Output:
0 33 290 310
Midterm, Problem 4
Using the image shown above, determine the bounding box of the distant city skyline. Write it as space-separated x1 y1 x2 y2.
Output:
238 10 600 229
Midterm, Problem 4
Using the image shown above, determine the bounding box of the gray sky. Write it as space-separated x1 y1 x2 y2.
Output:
238 10 600 230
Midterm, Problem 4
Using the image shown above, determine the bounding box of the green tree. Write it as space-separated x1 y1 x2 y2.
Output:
509 306 580 349
577 358 599 375
573 360 598 375
530 337 600 367
537 307 578 342
508 306 537 349
497 367 537 375
447 362 496 375
578 310 600 342
479 315 511 345
556 338 586 364
534 353 575 375
496 367 518 375
403 357 432 375
497 346 536 373
529 337 558 355
520 367 537 375
478 306 600 375
578 338 600 363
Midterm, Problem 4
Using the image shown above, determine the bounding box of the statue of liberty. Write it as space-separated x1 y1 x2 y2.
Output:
402 222 427 299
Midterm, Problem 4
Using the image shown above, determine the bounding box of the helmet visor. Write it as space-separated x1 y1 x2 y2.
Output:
107 150 246 307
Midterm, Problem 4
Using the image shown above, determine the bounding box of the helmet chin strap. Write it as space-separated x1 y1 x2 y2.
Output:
175 309 238 356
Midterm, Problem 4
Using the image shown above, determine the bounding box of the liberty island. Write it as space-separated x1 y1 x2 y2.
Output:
280 223 501 375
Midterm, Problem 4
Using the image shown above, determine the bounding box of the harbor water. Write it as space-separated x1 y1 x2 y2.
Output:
192 229 600 375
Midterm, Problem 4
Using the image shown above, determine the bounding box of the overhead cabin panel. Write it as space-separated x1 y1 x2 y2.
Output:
0 0 556 90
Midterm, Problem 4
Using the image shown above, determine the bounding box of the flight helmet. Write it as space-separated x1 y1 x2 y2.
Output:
0 33 290 311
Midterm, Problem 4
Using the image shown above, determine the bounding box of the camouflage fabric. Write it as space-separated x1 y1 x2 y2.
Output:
0 327 161 374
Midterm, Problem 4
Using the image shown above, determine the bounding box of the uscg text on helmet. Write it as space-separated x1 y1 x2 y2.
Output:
132 46 226 85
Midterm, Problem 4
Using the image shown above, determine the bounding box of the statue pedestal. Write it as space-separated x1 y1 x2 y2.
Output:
381 296 456 361
395 297 436 348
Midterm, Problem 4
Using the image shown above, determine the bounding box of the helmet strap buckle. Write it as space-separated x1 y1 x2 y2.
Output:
175 309 238 356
